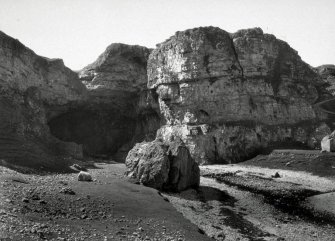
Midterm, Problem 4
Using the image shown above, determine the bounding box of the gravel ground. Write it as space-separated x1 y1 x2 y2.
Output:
0 162 210 241
1 150 335 241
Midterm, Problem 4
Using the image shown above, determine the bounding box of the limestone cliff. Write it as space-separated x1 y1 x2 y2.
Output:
0 27 333 169
0 31 86 169
148 27 332 164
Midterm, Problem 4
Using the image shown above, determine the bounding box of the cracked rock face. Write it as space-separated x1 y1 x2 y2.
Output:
148 27 332 164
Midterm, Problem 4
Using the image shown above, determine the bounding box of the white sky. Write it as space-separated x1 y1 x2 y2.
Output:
0 0 334 70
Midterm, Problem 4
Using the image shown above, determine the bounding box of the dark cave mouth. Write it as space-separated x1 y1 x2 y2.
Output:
47 108 136 158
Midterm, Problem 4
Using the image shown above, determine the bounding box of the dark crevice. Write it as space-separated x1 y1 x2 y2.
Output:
203 55 210 75
212 137 218 162
230 37 244 78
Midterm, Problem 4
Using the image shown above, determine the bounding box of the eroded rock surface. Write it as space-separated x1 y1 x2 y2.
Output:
125 138 200 191
148 27 332 164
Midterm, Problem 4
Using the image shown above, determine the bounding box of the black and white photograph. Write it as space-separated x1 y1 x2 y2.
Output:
0 0 335 240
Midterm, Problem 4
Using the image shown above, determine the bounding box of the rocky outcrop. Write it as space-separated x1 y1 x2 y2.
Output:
125 138 200 191
0 31 86 169
148 27 332 164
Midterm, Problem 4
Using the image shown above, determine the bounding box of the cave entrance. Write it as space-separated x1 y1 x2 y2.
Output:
48 108 136 158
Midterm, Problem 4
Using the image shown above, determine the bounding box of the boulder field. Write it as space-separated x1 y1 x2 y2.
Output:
0 27 334 186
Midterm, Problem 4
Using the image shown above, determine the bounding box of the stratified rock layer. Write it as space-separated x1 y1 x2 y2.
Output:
148 27 332 164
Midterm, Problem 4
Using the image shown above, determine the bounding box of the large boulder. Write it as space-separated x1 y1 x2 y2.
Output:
125 139 200 191
147 27 332 164
78 171 93 182
321 131 335 152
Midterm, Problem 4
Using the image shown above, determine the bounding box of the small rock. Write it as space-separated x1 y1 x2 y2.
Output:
70 164 87 172
31 194 40 200
58 181 68 186
215 231 225 240
60 187 76 195
78 171 92 182
22 198 29 203
272 172 281 178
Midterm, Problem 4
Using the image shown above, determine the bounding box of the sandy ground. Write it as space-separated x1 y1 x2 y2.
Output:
0 162 210 241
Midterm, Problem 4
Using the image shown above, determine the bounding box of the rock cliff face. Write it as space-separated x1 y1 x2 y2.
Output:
148 27 332 164
0 31 86 169
0 31 162 168
49 43 161 159
1 26 333 169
